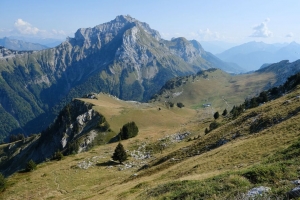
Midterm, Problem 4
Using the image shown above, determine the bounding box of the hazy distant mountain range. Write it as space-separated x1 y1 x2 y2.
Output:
0 37 49 51
5 36 63 48
216 41 300 71
199 41 238 54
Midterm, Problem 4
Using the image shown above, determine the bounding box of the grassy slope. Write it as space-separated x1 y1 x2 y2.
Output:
1 86 300 199
153 69 276 113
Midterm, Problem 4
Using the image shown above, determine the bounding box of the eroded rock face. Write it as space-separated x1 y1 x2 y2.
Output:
0 99 107 176
76 109 94 126
168 37 203 64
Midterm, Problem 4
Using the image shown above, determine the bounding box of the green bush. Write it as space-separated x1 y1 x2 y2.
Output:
242 164 286 184
209 121 219 131
25 159 37 172
66 141 80 155
177 102 184 108
119 122 139 140
53 150 64 161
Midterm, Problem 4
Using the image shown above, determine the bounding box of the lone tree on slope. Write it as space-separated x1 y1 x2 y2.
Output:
112 143 127 164
222 109 228 116
214 111 220 120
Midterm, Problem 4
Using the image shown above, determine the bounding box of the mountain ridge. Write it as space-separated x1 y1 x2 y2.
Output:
0 37 48 51
0 15 243 140
217 41 300 71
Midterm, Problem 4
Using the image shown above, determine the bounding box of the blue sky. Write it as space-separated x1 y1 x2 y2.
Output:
0 0 299 45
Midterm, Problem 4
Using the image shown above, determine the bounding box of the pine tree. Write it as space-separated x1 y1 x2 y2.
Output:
112 143 127 164
222 109 228 116
204 128 209 134
214 111 219 120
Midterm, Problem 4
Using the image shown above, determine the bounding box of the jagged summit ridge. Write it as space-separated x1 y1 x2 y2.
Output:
71 15 160 48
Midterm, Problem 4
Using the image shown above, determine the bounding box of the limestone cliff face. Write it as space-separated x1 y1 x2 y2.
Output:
168 37 204 64
0 99 108 176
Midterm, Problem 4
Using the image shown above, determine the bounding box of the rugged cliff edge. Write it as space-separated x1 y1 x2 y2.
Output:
0 98 112 176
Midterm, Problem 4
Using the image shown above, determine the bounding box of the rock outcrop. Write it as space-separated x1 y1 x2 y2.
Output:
0 99 109 176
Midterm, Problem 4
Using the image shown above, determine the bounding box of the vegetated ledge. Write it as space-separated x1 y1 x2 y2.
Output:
0 97 112 176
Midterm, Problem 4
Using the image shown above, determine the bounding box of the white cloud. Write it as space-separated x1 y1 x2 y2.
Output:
52 29 66 35
286 32 294 37
14 19 40 35
188 28 221 41
0 18 68 39
250 19 273 38
160 32 184 40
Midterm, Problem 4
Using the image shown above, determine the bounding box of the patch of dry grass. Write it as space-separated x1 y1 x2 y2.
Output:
1 87 300 200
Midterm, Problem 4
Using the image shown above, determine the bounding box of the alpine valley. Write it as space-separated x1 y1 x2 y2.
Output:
0 15 242 140
1 15 300 199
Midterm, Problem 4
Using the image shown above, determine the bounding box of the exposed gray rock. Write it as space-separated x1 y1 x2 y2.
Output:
288 186 300 199
0 99 107 176
246 186 271 198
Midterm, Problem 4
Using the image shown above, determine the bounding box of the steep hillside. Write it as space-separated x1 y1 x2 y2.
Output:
1 71 300 200
0 98 112 176
0 92 196 176
0 15 242 141
151 60 300 114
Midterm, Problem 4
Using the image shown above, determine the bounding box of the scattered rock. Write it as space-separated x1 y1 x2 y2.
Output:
287 186 300 199
76 156 102 169
283 100 292 105
246 186 271 198
292 180 300 185
216 139 228 147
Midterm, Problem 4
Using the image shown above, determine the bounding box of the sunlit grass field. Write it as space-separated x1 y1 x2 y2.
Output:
1 83 300 200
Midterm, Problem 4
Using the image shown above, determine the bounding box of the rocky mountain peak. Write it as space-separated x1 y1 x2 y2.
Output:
0 15 244 141
71 15 160 48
